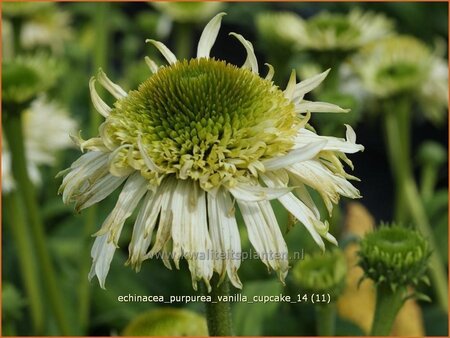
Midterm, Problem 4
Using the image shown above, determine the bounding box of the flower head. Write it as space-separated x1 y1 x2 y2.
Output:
292 249 347 299
3 96 77 193
352 35 448 122
358 224 430 290
296 10 394 51
152 1 223 23
59 13 363 290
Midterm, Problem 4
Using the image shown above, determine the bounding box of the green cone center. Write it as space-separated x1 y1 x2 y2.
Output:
105 58 299 189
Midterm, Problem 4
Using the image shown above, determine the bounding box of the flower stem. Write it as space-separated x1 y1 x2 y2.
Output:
384 109 448 312
78 3 111 332
315 303 336 336
202 277 234 336
3 111 72 335
4 192 45 334
370 284 406 335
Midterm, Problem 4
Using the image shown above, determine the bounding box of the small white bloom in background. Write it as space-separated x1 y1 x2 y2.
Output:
295 9 394 51
59 13 364 291
352 35 448 123
2 96 78 193
21 8 72 54
152 1 224 23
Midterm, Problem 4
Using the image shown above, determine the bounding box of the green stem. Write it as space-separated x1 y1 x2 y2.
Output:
315 303 336 336
384 110 448 312
202 277 234 336
370 285 406 335
4 192 45 334
174 22 192 60
78 3 111 332
4 112 72 335
420 165 437 204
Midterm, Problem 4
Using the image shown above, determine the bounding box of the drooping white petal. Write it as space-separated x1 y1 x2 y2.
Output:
144 56 159 74
196 12 226 58
264 63 274 81
288 160 361 214
146 39 177 65
88 233 117 289
293 69 330 102
207 188 242 289
293 127 364 154
93 173 148 241
295 100 350 114
89 77 111 117
97 68 127 99
237 199 289 279
149 178 177 255
284 69 297 100
74 174 127 212
229 33 258 74
262 140 327 171
128 189 161 270
59 151 109 204
229 182 291 202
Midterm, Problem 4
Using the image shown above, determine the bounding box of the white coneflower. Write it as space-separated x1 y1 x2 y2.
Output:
152 1 223 23
2 96 77 193
352 35 449 124
295 9 394 51
59 13 363 291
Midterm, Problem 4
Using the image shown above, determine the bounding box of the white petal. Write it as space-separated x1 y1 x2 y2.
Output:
293 69 330 102
264 63 274 81
294 128 364 154
75 174 127 212
149 178 177 255
229 182 291 202
196 12 226 58
261 173 327 250
237 199 289 279
97 68 127 99
345 124 356 143
208 188 242 289
144 56 159 74
146 39 177 65
89 77 111 117
93 173 148 242
295 100 350 114
284 69 297 100
229 33 258 74
88 234 117 289
263 141 327 171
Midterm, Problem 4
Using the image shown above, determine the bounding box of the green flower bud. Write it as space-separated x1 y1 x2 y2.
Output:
292 249 347 299
122 308 207 336
358 224 430 290
417 141 447 167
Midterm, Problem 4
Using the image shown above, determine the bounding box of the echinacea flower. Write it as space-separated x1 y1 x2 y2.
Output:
352 35 448 123
2 96 77 193
152 1 223 23
295 10 394 51
59 13 363 290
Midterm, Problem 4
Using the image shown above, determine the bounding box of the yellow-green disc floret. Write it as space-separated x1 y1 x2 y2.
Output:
104 58 299 190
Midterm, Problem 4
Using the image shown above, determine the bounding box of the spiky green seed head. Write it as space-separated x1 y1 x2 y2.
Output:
358 224 430 291
104 58 301 190
292 249 347 299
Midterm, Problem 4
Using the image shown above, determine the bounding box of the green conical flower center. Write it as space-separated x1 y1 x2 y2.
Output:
104 58 299 189
310 15 359 39
358 226 430 288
